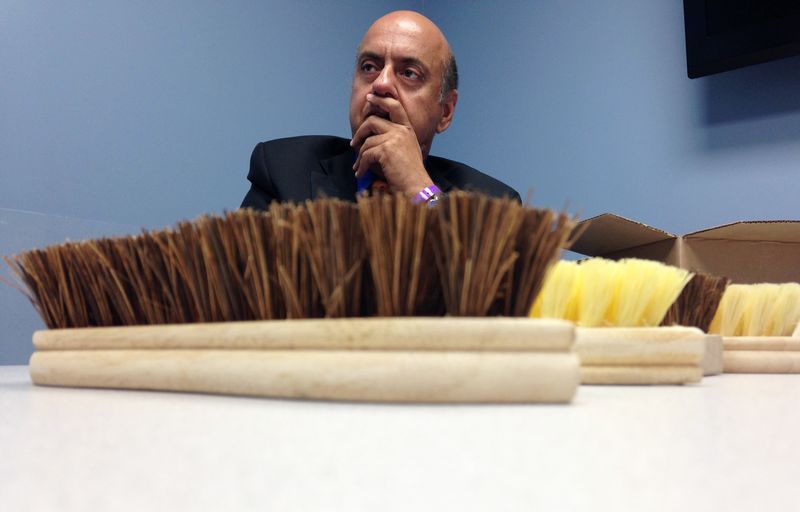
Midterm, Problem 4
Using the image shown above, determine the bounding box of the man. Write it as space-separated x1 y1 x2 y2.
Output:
241 10 519 209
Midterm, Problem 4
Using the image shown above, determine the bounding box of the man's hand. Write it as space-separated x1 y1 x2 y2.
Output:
350 93 435 195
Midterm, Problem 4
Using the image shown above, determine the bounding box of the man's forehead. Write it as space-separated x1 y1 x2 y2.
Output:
357 16 447 64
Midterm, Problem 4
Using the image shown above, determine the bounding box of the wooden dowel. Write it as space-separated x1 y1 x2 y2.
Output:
29 349 580 403
580 365 702 385
723 336 800 352
723 351 800 374
575 326 705 366
33 317 574 352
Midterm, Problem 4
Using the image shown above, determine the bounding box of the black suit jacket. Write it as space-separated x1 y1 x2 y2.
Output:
240 135 520 209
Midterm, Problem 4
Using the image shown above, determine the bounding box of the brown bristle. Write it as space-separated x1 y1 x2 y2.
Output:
432 193 520 316
268 202 322 319
223 209 282 321
358 193 442 316
303 199 366 317
661 272 731 331
505 207 578 316
432 192 577 316
5 192 577 328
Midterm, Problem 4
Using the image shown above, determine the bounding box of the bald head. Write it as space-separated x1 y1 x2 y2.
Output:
366 10 444 38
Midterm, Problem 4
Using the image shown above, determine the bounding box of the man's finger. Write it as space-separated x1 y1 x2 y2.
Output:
354 146 381 178
353 133 388 176
350 116 393 149
366 93 411 126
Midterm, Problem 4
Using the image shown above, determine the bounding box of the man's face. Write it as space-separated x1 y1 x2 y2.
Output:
349 14 455 157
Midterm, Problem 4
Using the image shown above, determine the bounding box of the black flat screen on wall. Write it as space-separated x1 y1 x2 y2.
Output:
684 0 800 78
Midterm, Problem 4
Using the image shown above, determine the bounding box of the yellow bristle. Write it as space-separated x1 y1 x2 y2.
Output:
603 259 693 327
709 284 747 336
530 260 578 319
709 282 800 336
530 257 693 327
575 258 620 327
741 284 778 336
643 262 695 326
604 259 648 326
766 283 800 336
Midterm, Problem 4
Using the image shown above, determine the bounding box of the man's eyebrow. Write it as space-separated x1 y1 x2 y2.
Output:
356 51 383 64
356 52 430 74
398 57 428 74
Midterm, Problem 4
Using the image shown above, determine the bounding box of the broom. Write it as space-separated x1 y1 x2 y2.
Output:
5 192 581 403
530 258 707 385
709 282 800 373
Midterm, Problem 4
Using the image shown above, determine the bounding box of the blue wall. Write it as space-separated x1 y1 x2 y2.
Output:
432 1 800 231
0 0 421 363
3 0 800 363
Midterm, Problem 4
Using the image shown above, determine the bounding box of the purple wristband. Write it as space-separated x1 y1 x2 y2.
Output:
412 184 442 205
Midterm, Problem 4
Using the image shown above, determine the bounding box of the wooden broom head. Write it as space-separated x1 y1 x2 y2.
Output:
661 272 731 332
5 193 577 328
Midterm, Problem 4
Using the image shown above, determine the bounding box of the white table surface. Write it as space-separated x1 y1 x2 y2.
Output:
1 365 798 512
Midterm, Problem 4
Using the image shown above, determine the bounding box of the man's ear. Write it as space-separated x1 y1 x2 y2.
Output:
436 89 458 133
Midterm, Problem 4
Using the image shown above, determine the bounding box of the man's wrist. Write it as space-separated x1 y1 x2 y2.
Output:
411 184 443 206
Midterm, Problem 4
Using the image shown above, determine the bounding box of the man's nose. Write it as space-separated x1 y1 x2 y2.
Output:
371 66 398 99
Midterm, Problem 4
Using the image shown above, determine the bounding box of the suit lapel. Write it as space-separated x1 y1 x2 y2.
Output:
312 149 358 201
426 159 456 193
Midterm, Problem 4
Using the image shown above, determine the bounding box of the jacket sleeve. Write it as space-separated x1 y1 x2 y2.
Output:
240 142 277 210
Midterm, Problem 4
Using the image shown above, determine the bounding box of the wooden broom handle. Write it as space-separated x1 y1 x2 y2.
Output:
33 317 574 352
29 350 580 403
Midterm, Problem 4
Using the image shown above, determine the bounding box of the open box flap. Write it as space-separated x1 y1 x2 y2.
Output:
570 213 676 256
685 220 800 243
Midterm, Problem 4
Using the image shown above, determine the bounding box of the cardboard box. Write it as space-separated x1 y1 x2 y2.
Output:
570 214 800 284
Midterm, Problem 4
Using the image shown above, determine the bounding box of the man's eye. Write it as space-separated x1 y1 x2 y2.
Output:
361 62 378 73
402 69 420 80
